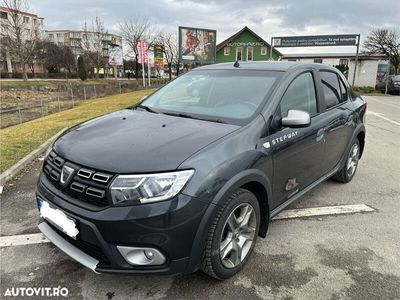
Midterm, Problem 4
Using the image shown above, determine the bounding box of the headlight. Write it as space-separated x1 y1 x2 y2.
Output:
110 170 194 205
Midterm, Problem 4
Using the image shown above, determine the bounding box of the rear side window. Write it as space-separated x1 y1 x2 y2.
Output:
280 72 317 118
320 71 342 109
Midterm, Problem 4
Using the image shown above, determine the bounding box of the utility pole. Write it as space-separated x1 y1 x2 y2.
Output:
351 34 360 87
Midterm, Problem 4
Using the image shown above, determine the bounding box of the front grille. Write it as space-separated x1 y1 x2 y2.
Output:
47 222 110 265
43 151 114 207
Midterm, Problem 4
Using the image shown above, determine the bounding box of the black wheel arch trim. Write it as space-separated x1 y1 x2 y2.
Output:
184 169 272 274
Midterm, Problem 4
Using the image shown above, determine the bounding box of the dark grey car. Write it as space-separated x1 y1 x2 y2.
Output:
37 61 366 279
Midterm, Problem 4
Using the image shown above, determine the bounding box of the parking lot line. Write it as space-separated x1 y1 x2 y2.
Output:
273 204 376 220
367 111 400 126
0 232 49 247
0 204 376 247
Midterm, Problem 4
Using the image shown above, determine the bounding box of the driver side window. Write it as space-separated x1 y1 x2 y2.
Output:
280 72 317 118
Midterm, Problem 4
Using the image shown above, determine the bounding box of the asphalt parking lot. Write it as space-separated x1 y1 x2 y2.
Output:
1 95 399 300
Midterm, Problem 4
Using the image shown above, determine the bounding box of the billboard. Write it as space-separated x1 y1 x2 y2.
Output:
179 26 216 63
108 46 123 66
272 34 359 48
153 44 164 69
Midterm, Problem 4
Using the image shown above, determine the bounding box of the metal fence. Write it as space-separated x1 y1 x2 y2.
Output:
0 79 168 129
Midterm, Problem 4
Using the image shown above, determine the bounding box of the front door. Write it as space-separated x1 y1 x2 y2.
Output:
270 71 325 209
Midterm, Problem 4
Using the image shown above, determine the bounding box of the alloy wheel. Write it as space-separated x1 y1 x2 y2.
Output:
346 143 359 177
219 203 257 268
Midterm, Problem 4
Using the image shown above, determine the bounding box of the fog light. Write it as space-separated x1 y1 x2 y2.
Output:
117 246 166 266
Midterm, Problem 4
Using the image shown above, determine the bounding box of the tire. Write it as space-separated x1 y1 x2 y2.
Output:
332 139 360 183
200 188 260 280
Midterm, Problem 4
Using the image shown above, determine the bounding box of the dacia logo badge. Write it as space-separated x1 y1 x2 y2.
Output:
60 165 75 185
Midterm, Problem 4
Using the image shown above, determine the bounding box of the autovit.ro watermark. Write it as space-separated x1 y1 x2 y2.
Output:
4 287 69 297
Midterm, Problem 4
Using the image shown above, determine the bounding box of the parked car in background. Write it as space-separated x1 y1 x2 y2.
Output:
376 75 400 95
36 61 366 279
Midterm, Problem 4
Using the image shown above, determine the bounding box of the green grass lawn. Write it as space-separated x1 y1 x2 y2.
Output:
0 89 155 173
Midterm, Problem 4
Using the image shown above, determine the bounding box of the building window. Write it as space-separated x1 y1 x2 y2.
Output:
23 16 29 23
57 33 62 38
236 47 242 61
339 59 349 66
314 58 323 63
288 59 297 62
0 11 7 19
224 47 230 56
58 42 63 46
261 47 267 55
48 33 54 39
70 32 81 38
247 47 253 61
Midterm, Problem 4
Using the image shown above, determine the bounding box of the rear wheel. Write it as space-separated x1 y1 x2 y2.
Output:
332 139 360 183
200 189 260 279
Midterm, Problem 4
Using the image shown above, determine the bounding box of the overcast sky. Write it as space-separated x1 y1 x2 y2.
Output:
30 0 400 54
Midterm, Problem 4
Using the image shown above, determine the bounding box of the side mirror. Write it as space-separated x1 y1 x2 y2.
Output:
281 109 311 128
139 96 148 101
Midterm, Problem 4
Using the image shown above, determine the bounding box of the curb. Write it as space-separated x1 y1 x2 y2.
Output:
0 128 68 189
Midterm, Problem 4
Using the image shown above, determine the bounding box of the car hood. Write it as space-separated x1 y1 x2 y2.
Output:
53 109 239 173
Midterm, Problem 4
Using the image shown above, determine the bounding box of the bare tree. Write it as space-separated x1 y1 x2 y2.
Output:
82 15 109 80
1 0 42 80
156 32 178 80
364 28 400 74
119 16 158 79
35 41 76 77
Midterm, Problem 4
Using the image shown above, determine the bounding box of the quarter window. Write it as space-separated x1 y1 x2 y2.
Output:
320 71 342 109
338 77 348 101
280 72 317 118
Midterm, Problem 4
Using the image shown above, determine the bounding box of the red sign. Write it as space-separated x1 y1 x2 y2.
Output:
137 40 148 64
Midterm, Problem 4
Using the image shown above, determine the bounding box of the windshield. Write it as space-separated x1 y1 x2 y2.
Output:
141 70 282 125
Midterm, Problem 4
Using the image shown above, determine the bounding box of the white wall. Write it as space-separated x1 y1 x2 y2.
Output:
283 57 380 87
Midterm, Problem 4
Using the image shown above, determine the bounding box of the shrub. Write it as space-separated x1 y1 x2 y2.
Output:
78 56 88 81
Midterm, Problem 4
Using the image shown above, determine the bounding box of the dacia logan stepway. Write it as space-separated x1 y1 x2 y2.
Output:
37 62 366 279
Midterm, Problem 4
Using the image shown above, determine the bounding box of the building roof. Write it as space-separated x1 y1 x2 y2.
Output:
283 52 386 59
216 26 283 56
0 6 43 19
45 30 122 38
196 61 328 72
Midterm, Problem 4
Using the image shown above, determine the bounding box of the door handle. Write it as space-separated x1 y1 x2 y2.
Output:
316 128 325 142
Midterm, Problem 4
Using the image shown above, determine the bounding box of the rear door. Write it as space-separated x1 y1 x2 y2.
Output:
318 70 355 174
270 70 326 209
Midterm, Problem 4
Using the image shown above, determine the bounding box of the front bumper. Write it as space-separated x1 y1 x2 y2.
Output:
37 173 210 275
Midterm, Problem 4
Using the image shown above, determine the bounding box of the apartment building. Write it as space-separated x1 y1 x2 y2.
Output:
45 30 123 58
0 6 45 75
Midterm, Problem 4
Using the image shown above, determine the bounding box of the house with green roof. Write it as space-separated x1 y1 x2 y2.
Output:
216 27 282 63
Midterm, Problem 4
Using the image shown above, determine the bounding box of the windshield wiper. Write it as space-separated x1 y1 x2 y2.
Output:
135 104 160 114
163 112 225 123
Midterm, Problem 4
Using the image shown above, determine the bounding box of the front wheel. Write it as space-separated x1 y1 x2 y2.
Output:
200 189 260 279
332 139 360 183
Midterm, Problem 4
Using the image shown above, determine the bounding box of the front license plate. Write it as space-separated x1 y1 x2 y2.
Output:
39 200 79 239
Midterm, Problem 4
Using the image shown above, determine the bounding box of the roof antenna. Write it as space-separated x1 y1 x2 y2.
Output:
233 60 240 68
